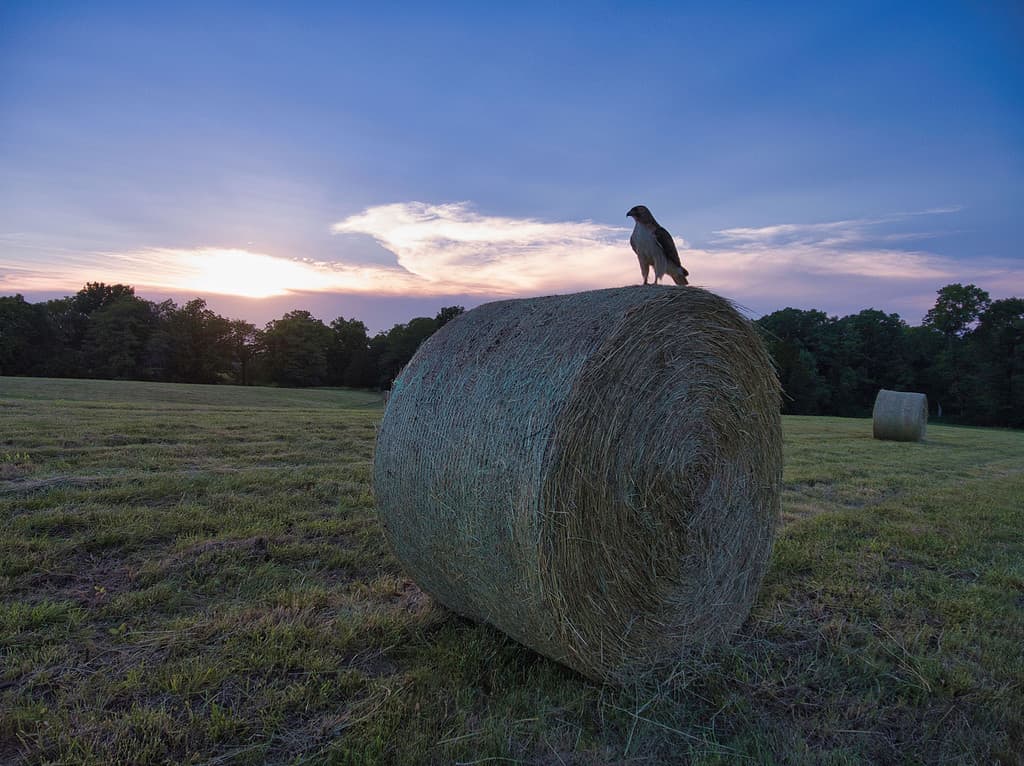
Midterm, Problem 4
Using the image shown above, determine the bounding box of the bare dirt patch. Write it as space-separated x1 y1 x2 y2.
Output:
21 552 138 607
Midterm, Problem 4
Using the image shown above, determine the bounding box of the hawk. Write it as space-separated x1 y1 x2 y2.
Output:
626 205 689 286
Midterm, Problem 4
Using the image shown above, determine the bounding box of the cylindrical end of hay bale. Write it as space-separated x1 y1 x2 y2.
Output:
374 286 782 683
872 389 928 442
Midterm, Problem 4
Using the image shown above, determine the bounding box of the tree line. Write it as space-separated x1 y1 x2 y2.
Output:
0 282 464 390
756 284 1023 428
1 281 1020 427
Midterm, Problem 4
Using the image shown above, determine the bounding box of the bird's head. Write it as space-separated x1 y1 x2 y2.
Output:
626 205 655 224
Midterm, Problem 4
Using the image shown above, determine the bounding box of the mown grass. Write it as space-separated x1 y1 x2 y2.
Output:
1 377 1021 765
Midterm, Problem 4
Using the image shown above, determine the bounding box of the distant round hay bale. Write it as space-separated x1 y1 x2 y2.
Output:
373 286 782 683
872 389 928 442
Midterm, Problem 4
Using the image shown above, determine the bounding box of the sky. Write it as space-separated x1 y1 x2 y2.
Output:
1 1 1022 332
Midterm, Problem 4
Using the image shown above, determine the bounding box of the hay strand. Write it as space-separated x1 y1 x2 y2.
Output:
373 286 782 683
872 389 928 442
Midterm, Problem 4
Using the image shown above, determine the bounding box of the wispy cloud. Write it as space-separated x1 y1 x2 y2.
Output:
710 209 963 251
330 203 1024 307
687 208 1022 316
332 202 634 294
0 244 422 298
3 204 1021 323
703 214 958 281
1 203 636 298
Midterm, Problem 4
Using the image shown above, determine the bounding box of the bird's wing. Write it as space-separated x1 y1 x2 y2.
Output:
654 226 684 270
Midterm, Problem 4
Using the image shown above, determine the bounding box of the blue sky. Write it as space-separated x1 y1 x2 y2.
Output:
2 1 1022 330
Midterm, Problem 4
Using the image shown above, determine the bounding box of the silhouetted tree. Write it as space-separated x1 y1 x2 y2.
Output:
43 298 85 374
261 310 334 386
756 308 833 414
227 319 259 385
923 283 991 338
904 324 946 415
82 295 157 379
0 295 56 375
923 284 991 417
37 284 140 377
328 317 370 386
140 300 177 380
435 305 465 328
376 316 440 387
833 309 911 416
72 282 136 316
343 349 380 388
971 298 1024 427
165 299 233 383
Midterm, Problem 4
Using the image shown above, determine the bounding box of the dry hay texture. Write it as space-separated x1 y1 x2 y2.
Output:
374 286 783 684
872 389 928 442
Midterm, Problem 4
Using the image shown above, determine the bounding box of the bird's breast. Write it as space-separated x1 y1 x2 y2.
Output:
631 222 661 258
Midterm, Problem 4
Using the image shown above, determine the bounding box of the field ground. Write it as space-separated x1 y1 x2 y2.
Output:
1 377 1022 765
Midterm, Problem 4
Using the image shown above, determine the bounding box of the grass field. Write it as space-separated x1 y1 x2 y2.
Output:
1 377 1022 765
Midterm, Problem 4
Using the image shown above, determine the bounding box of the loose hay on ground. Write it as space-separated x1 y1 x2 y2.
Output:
373 286 783 684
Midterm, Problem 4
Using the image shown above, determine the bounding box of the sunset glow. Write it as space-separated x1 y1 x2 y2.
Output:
1 3 1020 326
186 249 324 298
4 203 1023 321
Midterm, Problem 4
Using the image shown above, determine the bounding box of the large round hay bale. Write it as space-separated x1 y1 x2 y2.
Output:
872 389 928 442
373 286 782 683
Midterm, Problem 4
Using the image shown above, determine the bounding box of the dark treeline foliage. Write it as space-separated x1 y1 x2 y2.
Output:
0 282 463 391
1 281 1021 427
757 284 1023 427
